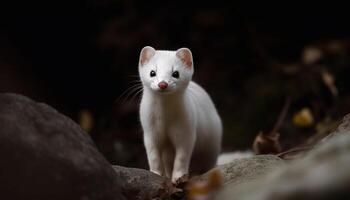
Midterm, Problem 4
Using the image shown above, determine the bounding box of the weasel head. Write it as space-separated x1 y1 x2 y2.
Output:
138 46 194 94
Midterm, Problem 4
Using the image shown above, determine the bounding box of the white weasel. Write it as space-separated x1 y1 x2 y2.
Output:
138 46 222 183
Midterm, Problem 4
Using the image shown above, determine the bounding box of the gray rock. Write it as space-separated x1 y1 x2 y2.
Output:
319 113 350 145
336 113 350 133
216 123 350 200
110 156 285 200
113 166 178 200
194 155 284 187
0 93 125 200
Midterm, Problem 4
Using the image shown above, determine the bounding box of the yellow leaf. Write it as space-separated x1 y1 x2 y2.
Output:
293 107 314 127
78 109 94 133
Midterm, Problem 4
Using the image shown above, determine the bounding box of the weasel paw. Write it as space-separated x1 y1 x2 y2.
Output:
172 174 189 187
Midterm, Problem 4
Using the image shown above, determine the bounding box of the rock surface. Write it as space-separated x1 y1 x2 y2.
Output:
194 155 284 186
215 114 350 200
0 93 125 200
3 92 350 200
113 165 177 200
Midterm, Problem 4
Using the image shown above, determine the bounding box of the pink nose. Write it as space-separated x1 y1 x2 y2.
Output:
158 81 168 89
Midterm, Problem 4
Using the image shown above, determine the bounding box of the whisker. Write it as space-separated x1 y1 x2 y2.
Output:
121 85 142 101
129 88 144 104
115 83 142 104
129 80 142 84
121 85 143 105
128 75 140 78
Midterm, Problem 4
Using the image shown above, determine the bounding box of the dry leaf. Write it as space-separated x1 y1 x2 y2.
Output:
252 131 282 155
78 109 94 133
293 107 314 127
321 69 338 97
302 46 322 65
187 170 222 200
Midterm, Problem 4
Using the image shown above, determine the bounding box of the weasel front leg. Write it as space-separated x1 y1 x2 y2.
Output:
144 135 164 176
171 129 195 183
162 148 174 178
172 148 191 183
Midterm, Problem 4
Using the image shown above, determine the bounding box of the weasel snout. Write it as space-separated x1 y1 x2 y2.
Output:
158 81 168 89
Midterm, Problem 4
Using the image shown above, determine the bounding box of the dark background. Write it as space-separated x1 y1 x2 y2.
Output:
1 1 349 168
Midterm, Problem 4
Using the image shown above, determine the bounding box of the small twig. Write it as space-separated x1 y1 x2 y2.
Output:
277 146 313 158
268 96 291 137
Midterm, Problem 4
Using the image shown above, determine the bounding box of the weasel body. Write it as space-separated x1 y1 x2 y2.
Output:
138 46 222 182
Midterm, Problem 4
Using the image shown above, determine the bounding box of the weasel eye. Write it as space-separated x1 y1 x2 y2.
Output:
172 71 179 78
150 70 156 77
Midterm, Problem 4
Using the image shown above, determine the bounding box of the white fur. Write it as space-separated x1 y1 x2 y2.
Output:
138 47 222 182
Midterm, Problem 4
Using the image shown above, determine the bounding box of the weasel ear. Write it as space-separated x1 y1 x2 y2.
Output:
139 46 155 66
176 48 193 68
